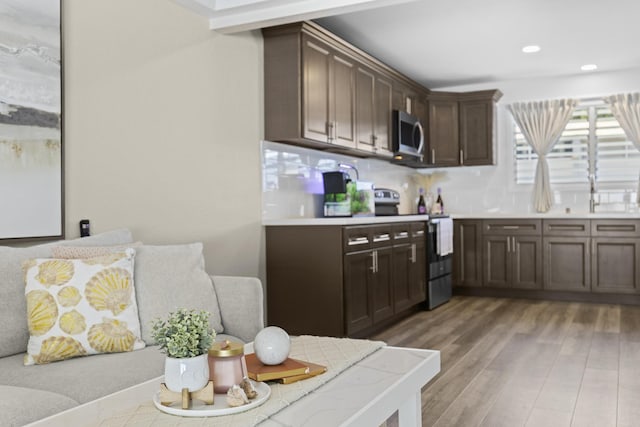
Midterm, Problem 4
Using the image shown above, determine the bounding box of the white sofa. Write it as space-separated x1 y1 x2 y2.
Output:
0 230 264 426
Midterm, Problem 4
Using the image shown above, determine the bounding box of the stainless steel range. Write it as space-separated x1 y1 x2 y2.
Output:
426 215 453 310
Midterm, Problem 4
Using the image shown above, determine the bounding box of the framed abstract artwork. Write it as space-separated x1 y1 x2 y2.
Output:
0 0 63 241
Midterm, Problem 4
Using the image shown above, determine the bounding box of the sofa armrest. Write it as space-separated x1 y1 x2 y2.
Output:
211 275 264 343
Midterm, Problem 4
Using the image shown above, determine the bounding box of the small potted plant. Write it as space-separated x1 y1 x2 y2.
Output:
151 308 216 392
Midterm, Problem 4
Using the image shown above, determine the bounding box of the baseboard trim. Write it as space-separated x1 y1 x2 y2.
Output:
453 286 640 305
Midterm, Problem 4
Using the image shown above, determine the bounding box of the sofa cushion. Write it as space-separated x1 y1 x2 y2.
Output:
0 346 165 404
134 243 224 344
0 385 79 426
0 229 134 358
24 249 145 365
0 334 242 411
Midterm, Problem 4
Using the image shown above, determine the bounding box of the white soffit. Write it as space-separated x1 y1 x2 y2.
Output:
174 0 420 33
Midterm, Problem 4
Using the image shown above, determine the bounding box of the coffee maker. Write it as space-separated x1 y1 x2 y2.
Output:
322 171 351 217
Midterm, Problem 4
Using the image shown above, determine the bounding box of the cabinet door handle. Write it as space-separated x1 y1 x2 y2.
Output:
432 149 436 164
460 149 464 165
374 250 379 273
411 243 417 263
370 251 376 273
326 122 332 141
333 121 338 141
507 236 510 253
512 237 516 253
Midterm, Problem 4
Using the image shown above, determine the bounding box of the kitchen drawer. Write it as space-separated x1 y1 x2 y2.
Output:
591 219 640 237
392 223 413 244
483 219 541 236
343 225 393 251
343 226 372 251
543 219 590 237
411 222 426 240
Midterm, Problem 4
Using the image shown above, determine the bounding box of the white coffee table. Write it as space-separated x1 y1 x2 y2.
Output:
28 346 439 427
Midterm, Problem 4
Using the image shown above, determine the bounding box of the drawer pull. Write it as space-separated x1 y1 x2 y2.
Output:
597 225 636 232
348 237 369 245
549 225 584 230
395 231 410 239
413 230 425 237
502 226 520 230
374 233 391 242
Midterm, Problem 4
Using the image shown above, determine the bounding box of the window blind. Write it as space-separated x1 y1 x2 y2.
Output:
514 102 640 185
514 108 589 184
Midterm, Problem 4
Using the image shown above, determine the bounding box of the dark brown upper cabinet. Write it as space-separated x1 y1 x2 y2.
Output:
263 22 430 160
355 67 395 157
427 90 502 167
300 34 357 150
264 22 501 168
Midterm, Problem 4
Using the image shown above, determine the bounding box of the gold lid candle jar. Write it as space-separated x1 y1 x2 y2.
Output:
208 340 246 394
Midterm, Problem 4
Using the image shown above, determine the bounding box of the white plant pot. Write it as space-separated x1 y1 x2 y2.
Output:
164 353 209 392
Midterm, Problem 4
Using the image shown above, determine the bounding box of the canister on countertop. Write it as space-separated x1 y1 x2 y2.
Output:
208 340 246 394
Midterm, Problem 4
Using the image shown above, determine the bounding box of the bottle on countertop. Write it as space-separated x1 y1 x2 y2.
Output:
417 188 427 214
434 187 444 215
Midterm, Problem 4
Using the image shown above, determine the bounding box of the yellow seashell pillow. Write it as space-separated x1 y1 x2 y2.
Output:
23 248 145 365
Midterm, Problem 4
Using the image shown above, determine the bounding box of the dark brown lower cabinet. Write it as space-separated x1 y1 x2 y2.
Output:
513 236 542 289
344 249 375 334
484 235 509 288
543 237 591 291
344 245 395 335
453 220 483 287
411 234 427 303
372 247 394 322
391 223 426 312
267 221 427 338
455 218 640 303
592 237 640 294
483 234 542 289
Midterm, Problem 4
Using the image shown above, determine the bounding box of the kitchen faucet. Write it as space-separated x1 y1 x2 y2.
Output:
338 163 359 181
589 174 599 213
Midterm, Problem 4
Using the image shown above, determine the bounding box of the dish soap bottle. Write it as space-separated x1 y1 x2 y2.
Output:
417 188 427 214
434 187 444 215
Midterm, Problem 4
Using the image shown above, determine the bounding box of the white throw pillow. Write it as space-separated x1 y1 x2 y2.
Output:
133 243 224 344
23 249 145 365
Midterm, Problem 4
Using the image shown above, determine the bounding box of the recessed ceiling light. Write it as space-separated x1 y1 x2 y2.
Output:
522 45 541 53
581 64 598 71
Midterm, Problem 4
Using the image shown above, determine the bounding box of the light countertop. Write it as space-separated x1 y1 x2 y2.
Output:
451 212 640 219
263 212 640 226
263 215 430 226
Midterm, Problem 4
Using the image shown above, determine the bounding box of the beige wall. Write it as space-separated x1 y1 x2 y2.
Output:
63 0 264 277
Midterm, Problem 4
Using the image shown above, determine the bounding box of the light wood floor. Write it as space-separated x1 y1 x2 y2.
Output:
371 296 640 427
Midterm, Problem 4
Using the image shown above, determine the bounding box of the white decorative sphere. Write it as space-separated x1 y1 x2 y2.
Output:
254 326 290 365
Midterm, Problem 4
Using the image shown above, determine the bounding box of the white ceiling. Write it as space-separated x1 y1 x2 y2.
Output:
176 0 640 91
314 0 640 89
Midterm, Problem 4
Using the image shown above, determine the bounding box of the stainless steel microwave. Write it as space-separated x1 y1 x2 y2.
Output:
392 110 424 160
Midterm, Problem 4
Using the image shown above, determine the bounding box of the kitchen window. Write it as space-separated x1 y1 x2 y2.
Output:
514 101 640 185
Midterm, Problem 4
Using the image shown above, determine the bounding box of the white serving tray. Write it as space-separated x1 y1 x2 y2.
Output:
153 381 270 417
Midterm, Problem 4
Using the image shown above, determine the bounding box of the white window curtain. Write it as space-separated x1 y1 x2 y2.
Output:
508 99 577 212
604 93 640 202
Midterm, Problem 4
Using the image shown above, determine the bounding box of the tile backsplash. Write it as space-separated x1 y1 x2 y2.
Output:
261 141 418 220
261 140 639 220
